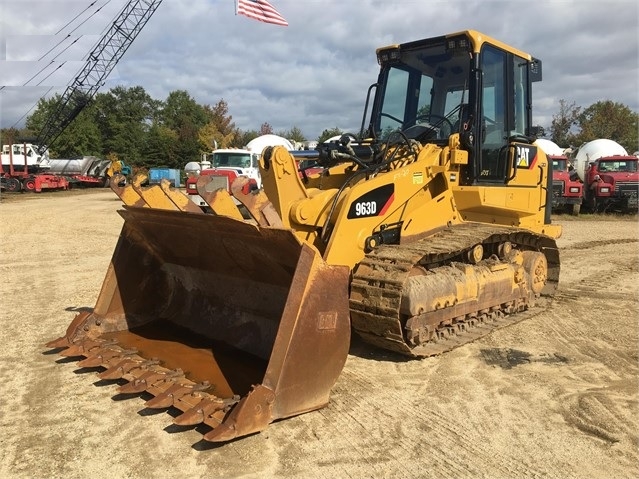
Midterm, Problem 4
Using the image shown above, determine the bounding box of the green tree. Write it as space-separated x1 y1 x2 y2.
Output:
235 129 260 148
51 109 101 157
92 86 157 164
317 127 343 143
144 124 179 168
0 127 24 147
25 95 101 157
277 126 306 143
574 100 638 153
199 99 237 150
159 90 208 165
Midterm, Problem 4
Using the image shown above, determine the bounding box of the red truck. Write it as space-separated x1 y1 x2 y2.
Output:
185 148 260 208
535 140 583 215
584 155 639 212
549 155 583 215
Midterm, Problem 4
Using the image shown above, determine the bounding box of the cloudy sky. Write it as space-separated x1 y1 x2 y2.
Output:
1 0 637 141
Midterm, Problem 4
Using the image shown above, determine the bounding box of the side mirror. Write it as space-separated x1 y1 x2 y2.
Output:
529 58 542 82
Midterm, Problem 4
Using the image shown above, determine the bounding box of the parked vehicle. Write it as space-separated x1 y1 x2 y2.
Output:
185 148 259 208
584 155 638 212
573 139 638 212
1 143 130 192
148 167 181 187
1 143 68 192
535 139 583 215
186 136 294 207
573 139 628 181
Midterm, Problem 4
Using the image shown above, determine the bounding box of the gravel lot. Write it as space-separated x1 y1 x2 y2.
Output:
1 189 637 479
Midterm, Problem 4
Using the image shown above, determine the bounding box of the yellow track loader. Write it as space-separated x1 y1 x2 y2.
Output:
47 30 561 443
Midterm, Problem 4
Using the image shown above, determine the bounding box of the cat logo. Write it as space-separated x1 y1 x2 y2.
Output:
515 145 537 169
517 146 531 167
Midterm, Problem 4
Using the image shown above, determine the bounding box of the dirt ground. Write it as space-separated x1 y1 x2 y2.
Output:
0 189 637 479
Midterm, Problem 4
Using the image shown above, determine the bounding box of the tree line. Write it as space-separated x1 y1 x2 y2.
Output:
1 86 326 168
1 86 637 168
548 99 637 153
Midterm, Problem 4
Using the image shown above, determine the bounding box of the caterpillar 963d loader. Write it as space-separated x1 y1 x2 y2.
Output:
47 30 561 443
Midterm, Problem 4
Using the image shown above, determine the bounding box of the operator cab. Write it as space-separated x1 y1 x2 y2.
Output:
368 31 542 186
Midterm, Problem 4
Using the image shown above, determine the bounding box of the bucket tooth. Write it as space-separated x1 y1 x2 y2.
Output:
45 336 70 349
144 381 210 409
118 368 168 394
120 359 161 382
118 368 183 395
174 395 237 426
78 347 137 368
98 358 158 380
202 385 276 442
144 369 187 397
203 421 236 442
59 343 85 357
203 409 228 430
61 338 115 358
100 350 142 370
46 311 93 349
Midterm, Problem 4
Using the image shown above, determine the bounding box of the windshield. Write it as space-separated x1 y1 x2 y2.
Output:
598 160 638 173
375 41 470 141
552 159 568 171
211 152 253 168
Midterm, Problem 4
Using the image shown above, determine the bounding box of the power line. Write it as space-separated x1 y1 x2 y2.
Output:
55 1 99 35
25 0 113 85
10 87 55 129
11 1 113 130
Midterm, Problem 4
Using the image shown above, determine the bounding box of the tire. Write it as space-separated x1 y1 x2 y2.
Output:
22 177 36 192
570 203 581 216
590 197 600 213
6 178 22 192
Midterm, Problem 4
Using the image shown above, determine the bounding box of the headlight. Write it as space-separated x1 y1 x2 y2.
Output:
569 186 581 193
600 187 610 193
187 183 196 190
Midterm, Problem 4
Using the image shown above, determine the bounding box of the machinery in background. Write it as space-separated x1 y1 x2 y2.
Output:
573 139 638 212
2 0 163 193
185 135 294 208
535 138 583 215
1 143 132 192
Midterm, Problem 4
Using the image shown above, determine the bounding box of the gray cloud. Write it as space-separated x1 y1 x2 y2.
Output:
1 0 637 141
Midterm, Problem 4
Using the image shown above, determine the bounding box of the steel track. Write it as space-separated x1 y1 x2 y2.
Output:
349 223 560 357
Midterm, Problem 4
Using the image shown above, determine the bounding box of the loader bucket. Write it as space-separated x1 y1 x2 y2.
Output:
47 206 350 442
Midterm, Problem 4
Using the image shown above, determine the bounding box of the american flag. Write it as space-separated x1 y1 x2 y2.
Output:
236 0 288 27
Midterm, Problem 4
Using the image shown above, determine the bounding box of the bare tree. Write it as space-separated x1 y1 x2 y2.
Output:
550 99 580 147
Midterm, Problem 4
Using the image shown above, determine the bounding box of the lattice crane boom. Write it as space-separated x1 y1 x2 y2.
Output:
34 0 164 155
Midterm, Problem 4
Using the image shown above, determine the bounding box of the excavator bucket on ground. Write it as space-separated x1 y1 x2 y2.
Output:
46 177 350 442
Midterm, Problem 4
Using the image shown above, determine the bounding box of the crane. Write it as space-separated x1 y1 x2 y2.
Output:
1 0 164 192
34 0 164 156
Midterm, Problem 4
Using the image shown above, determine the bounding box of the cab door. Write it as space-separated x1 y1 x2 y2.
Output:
474 43 547 212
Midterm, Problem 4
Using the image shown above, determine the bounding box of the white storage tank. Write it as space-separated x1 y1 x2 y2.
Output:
574 139 628 179
535 139 564 157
